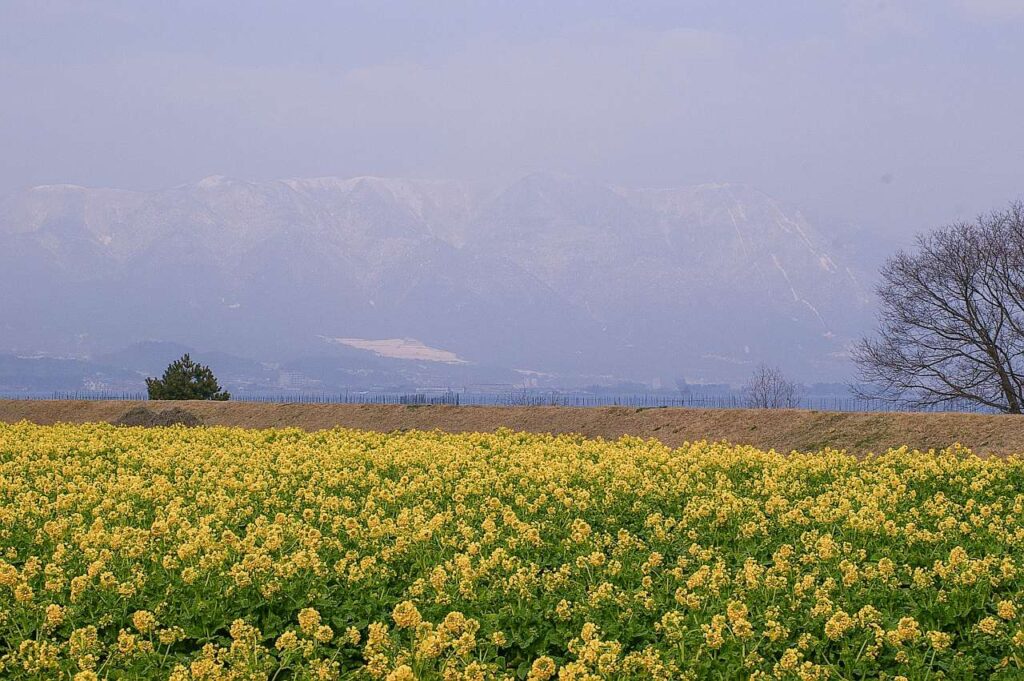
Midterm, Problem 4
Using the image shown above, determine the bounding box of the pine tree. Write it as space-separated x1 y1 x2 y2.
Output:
146 354 230 401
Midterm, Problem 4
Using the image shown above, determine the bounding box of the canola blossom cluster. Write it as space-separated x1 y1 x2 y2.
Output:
1 423 1024 680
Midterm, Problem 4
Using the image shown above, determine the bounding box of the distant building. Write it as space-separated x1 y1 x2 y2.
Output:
277 371 320 390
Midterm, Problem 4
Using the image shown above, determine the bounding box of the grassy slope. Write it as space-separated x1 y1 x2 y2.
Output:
1 399 1022 455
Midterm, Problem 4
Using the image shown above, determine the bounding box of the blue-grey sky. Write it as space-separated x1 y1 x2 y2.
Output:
1 0 1022 238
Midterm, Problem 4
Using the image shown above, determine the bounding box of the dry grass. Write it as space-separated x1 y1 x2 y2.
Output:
2 399 1023 455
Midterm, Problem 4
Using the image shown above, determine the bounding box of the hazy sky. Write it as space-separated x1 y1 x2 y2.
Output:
1 0 1022 239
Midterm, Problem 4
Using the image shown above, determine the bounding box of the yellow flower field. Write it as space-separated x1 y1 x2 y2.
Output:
1 422 1023 680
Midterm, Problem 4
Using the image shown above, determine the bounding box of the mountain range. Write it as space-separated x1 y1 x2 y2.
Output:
0 173 876 391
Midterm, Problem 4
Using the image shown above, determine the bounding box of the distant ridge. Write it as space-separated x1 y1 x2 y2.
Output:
0 174 873 383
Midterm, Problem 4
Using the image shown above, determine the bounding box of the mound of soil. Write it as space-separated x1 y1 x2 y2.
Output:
3 399 1023 455
114 406 203 427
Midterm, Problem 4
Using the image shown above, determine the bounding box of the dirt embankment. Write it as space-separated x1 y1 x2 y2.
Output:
2 399 1023 455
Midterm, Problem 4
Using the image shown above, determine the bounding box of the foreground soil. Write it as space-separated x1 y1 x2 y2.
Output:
2 399 1023 455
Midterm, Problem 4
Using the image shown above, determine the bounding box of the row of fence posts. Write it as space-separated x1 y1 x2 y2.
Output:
0 390 996 413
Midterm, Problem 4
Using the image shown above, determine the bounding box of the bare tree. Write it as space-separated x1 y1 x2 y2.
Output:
743 364 801 408
854 202 1024 413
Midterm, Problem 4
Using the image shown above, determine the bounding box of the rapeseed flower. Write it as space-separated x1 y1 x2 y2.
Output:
0 423 1022 678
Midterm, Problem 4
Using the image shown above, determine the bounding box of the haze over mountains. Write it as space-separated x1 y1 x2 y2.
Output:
0 173 876 392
